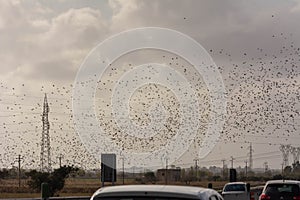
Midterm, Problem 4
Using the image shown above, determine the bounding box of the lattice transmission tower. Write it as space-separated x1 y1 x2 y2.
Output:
280 144 291 168
290 146 300 164
248 143 253 170
40 93 51 172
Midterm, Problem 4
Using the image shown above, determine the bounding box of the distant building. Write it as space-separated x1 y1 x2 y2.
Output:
156 168 181 182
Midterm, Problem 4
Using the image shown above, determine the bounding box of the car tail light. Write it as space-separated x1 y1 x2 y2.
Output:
260 193 270 200
293 196 300 200
250 191 255 200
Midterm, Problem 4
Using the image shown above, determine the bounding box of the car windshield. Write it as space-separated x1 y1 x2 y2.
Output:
224 184 246 192
265 184 300 196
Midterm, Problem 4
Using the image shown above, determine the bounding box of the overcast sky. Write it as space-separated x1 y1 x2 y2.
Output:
1 0 300 170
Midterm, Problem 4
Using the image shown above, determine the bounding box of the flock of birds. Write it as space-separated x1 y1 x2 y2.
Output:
0 31 299 170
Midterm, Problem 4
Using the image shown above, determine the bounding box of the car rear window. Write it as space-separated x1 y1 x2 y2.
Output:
223 184 246 192
265 183 300 196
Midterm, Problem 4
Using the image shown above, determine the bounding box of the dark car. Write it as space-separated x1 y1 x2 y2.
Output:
259 180 300 200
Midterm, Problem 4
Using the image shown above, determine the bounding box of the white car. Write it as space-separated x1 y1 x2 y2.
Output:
90 185 224 200
222 182 250 200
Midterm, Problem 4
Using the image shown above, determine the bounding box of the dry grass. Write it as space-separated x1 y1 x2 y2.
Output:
0 178 96 198
0 193 40 198
0 178 265 198
0 178 117 198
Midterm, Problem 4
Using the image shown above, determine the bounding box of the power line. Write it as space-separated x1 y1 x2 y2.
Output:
245 134 300 140
254 154 281 160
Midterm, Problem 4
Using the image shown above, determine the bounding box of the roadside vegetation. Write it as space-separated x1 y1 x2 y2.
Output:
0 162 299 198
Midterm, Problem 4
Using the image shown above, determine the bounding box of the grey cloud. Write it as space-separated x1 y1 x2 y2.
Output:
28 59 76 81
109 0 300 62
0 3 108 82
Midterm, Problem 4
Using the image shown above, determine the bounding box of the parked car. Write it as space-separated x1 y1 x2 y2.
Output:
250 186 264 200
259 180 300 200
90 185 224 200
222 182 250 200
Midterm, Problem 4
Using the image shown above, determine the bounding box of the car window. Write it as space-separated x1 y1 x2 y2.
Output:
224 184 246 192
265 184 300 196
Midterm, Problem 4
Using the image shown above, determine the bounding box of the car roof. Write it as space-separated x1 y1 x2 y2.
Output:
266 180 300 185
224 182 247 185
91 185 219 199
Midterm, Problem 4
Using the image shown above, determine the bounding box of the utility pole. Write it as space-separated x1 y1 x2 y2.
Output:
230 156 235 169
122 157 125 185
244 160 248 180
112 157 115 186
264 162 268 174
57 154 63 168
132 166 135 179
194 159 199 181
281 162 284 177
17 155 23 188
249 143 253 170
221 159 226 179
165 158 168 185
